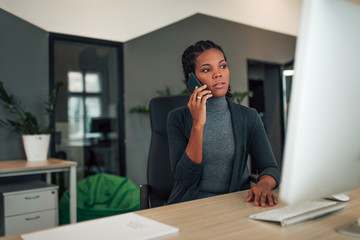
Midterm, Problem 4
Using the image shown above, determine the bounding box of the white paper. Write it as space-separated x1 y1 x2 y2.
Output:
21 213 179 240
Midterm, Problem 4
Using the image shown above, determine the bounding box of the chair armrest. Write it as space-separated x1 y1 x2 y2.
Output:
139 184 149 209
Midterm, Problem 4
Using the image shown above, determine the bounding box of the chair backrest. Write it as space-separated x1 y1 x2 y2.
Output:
147 95 189 208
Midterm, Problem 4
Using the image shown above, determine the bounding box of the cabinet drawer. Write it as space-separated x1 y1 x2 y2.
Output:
4 188 58 217
4 209 58 236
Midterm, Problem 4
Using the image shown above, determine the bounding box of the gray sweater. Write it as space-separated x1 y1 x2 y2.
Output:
166 97 280 204
198 96 234 198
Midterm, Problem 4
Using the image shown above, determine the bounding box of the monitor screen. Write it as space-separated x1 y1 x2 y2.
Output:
90 117 115 141
91 118 112 133
279 0 360 204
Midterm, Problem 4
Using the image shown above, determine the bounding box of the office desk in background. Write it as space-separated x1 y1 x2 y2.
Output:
0 159 77 224
1 187 359 240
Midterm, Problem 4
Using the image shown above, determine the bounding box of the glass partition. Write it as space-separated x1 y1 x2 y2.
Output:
50 34 125 181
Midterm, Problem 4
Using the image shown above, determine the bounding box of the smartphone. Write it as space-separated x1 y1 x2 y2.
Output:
187 73 203 93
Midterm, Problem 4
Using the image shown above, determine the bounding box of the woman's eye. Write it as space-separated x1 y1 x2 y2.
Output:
201 68 210 73
220 64 227 69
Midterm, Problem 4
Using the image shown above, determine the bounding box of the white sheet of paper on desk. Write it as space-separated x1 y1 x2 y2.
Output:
21 213 179 240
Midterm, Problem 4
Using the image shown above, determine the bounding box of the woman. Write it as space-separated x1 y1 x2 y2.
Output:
167 40 280 207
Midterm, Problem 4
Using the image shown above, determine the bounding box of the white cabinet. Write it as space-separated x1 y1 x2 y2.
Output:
0 181 59 236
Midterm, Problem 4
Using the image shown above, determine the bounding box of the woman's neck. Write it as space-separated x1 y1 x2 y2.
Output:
206 96 227 112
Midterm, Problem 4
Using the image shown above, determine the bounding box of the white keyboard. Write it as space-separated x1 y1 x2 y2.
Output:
249 201 345 227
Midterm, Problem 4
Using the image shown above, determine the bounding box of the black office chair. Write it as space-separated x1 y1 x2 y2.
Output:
140 95 189 209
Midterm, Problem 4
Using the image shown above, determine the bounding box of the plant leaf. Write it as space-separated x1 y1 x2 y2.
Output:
0 81 63 134
0 81 15 105
129 105 149 113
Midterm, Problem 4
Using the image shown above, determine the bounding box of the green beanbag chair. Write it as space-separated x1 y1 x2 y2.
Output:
59 173 140 224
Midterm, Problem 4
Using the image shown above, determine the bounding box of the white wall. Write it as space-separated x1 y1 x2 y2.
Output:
0 0 301 42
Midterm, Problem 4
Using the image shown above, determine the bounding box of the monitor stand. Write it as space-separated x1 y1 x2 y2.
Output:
336 218 360 238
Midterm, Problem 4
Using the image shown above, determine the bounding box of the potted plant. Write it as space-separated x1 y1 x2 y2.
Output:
0 81 63 162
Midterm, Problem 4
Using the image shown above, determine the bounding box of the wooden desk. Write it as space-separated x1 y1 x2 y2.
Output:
140 188 360 239
1 187 359 240
0 158 77 224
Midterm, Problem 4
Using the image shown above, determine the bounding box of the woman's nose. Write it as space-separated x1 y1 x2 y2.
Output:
213 70 222 79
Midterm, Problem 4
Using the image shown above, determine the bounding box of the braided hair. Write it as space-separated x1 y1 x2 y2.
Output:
182 40 232 98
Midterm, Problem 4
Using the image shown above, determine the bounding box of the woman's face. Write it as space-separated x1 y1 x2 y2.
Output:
194 48 230 98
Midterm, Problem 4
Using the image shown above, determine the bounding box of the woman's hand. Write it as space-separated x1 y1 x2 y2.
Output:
187 85 212 127
246 175 277 207
185 85 212 164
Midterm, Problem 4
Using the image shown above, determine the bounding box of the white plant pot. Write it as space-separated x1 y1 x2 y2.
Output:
22 134 50 162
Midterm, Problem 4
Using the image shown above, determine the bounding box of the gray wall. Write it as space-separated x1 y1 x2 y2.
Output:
0 9 48 161
0 10 296 186
124 14 296 186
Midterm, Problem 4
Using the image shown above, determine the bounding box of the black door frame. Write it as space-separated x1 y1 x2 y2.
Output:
49 33 126 176
247 59 289 170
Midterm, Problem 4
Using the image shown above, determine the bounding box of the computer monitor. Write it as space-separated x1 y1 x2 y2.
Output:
279 0 360 204
90 117 114 142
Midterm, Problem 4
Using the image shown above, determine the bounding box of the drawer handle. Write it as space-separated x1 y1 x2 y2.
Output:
25 195 40 200
25 216 40 221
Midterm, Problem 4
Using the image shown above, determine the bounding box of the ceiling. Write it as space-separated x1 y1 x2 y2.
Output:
0 0 302 42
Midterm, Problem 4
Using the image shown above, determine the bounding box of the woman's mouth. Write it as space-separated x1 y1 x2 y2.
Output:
213 82 226 89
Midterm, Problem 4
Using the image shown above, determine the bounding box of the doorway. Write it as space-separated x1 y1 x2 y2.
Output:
247 59 294 171
49 34 125 180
